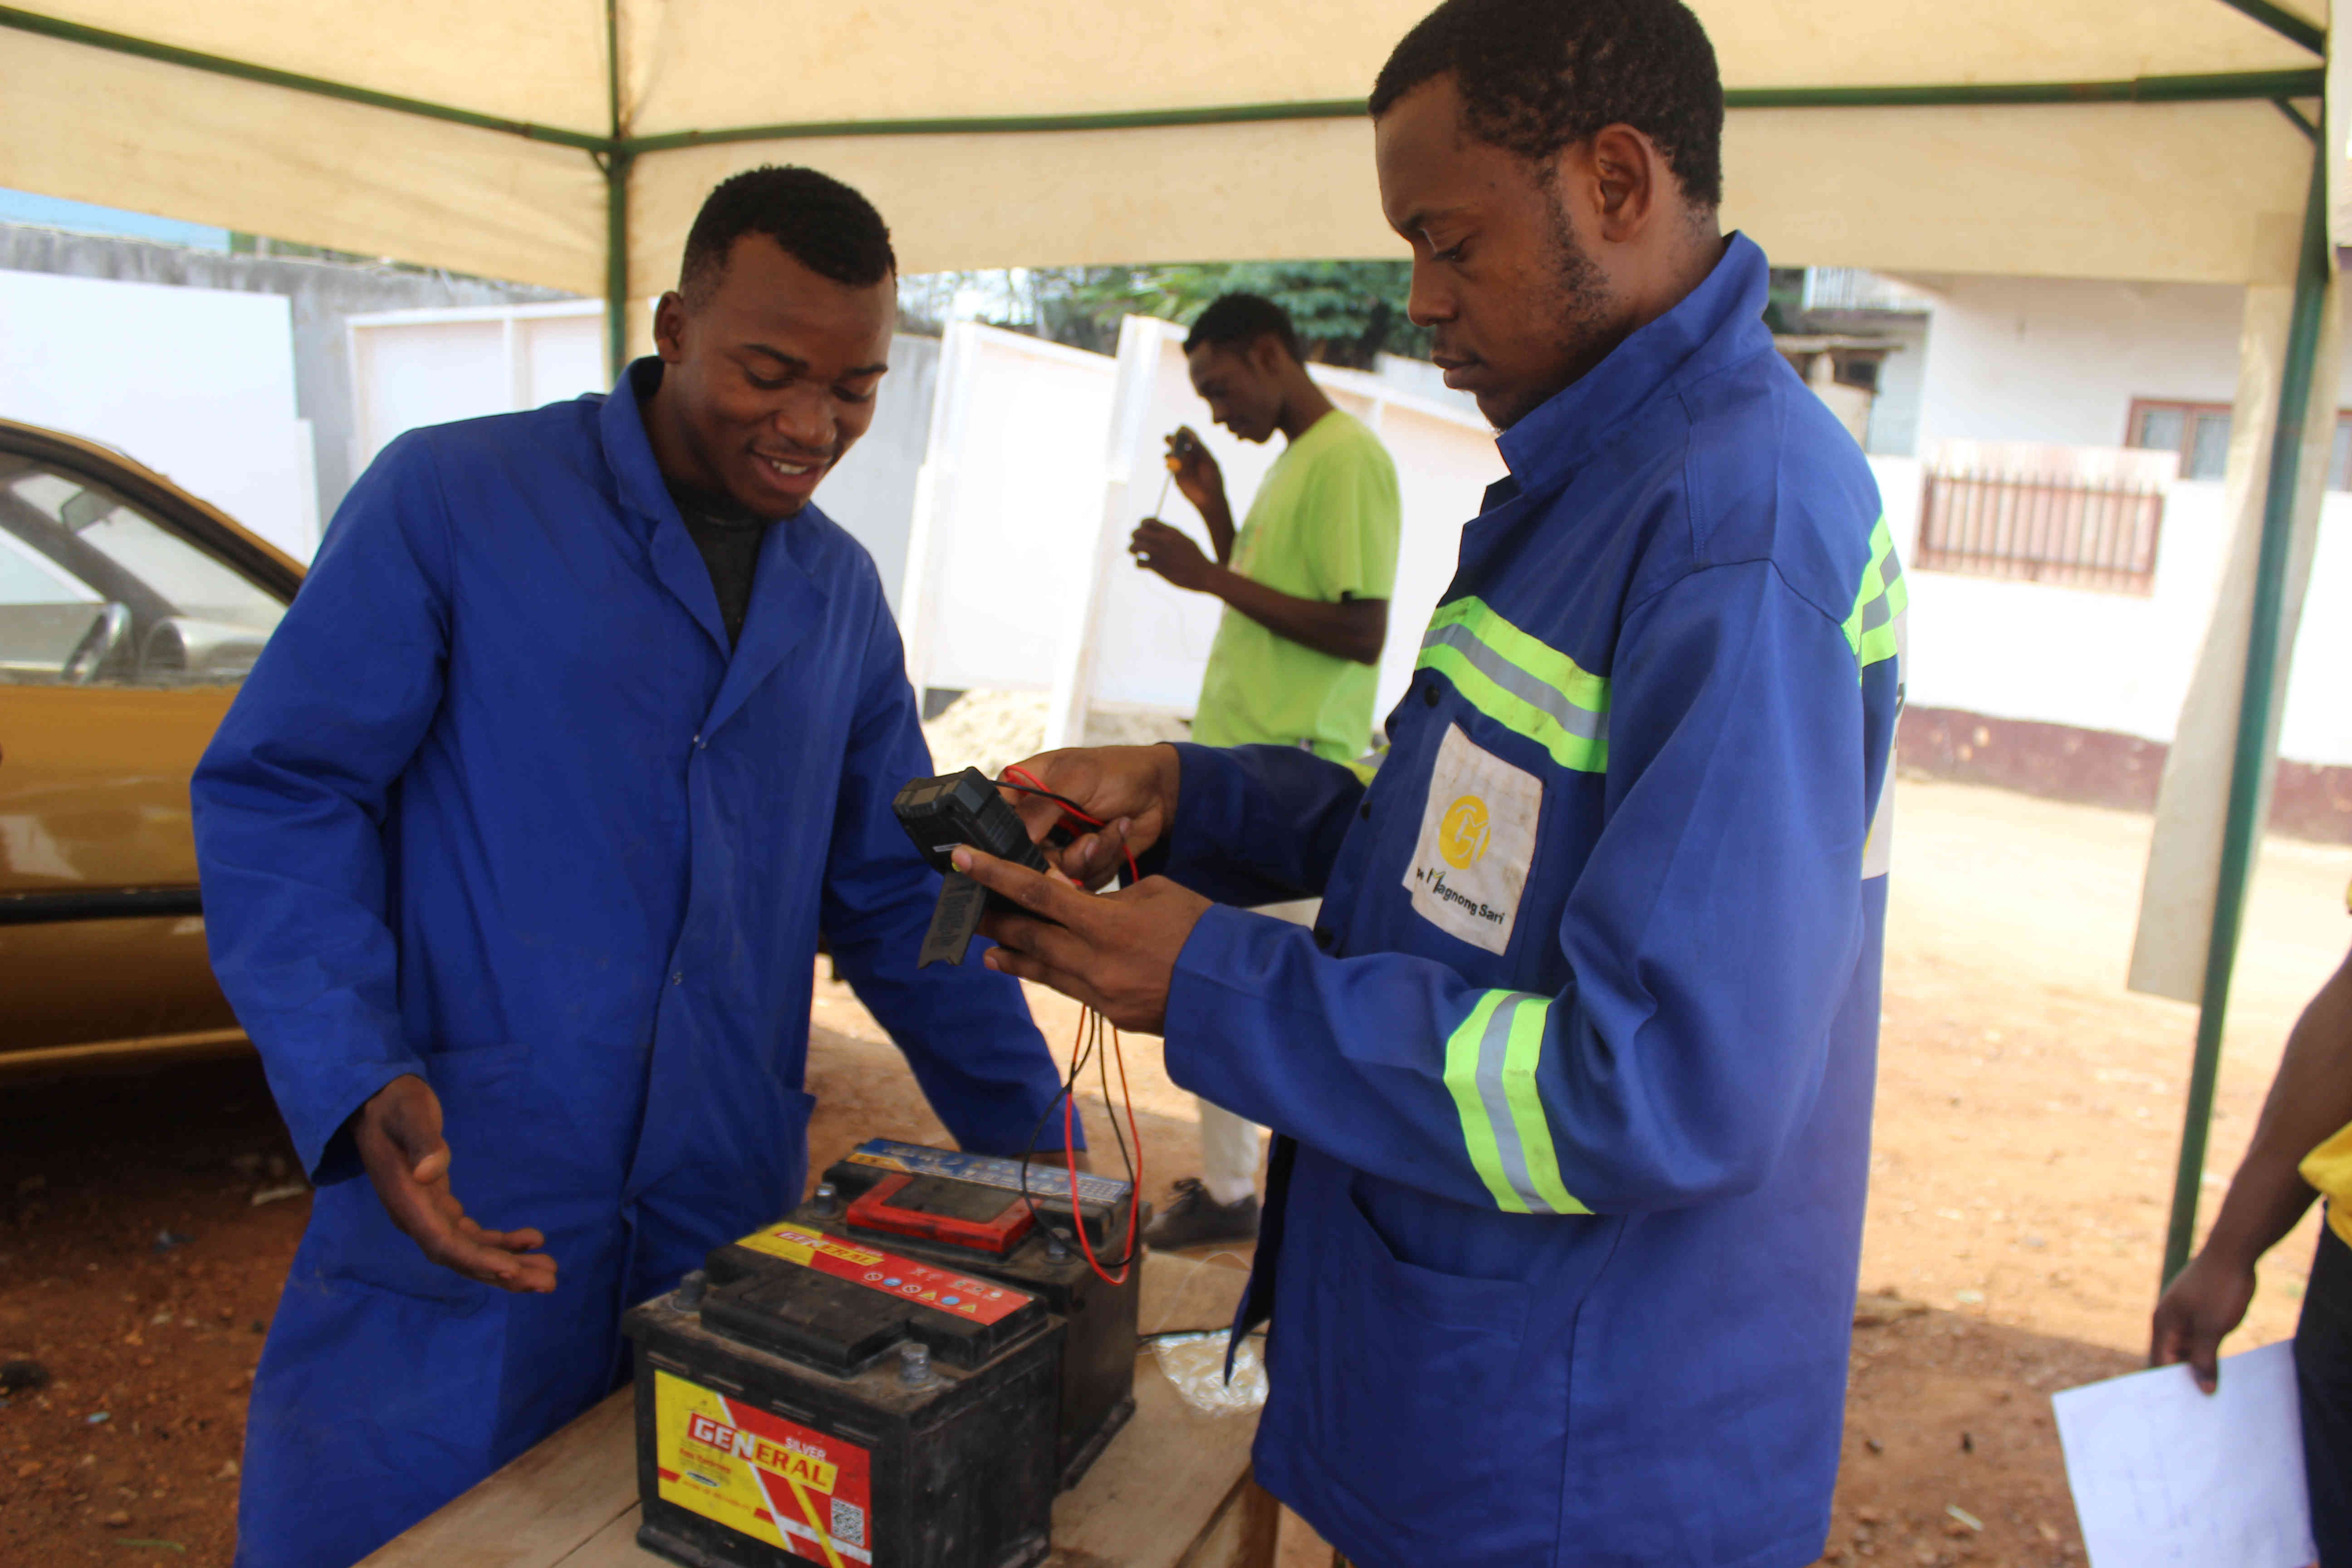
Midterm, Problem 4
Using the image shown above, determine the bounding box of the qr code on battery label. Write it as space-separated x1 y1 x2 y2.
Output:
829 1498 866 1548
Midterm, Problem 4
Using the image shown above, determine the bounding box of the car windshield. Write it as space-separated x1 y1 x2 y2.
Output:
0 453 289 686
0 525 99 607
9 470 286 630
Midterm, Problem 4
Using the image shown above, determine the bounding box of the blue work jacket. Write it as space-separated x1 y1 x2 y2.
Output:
1157 236 1904 1568
191 362 1070 1568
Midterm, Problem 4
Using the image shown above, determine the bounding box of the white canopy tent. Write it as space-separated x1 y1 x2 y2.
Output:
0 0 2336 345
0 0 2340 1280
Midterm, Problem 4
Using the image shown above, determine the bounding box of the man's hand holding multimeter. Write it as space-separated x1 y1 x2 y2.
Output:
892 769 1068 967
892 749 1205 1034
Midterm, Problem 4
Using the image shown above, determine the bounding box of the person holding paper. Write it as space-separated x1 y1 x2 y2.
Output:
2153 911 2352 1562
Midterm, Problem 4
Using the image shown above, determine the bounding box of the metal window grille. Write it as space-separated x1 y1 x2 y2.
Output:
1915 468 2163 596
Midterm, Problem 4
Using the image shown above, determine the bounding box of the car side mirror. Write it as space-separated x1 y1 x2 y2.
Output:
62 601 133 685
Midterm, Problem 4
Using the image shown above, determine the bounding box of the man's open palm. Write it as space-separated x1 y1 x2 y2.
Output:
354 1075 557 1293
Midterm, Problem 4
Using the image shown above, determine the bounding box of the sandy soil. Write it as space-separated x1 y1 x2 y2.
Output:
1868 777 2347 1355
3 776 2345 1566
0 1061 313 1564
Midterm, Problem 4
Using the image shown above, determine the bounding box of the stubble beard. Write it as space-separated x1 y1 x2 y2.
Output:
1490 179 1619 432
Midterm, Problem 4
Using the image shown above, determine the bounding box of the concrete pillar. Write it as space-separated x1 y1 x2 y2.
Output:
2129 225 2339 1003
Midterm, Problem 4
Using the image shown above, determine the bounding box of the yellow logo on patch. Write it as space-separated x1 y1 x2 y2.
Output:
1439 794 1490 868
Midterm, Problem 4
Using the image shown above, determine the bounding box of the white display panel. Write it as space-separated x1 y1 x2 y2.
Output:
0 268 318 560
347 300 607 476
899 323 1113 695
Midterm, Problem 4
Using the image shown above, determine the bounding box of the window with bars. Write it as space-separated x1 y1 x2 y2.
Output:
1915 468 2164 596
2127 398 2352 489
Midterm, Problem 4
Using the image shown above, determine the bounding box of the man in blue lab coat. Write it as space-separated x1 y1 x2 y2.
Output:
193 166 1075 1568
956 2 1904 1563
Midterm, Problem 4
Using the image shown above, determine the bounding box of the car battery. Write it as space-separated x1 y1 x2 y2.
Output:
792 1140 1141 1488
623 1217 1061 1568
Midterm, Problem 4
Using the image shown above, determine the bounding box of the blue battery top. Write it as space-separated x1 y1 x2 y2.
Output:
846 1140 1133 1209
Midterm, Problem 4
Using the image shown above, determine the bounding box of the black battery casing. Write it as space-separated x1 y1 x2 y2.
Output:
795 1142 1141 1488
623 1224 1060 1568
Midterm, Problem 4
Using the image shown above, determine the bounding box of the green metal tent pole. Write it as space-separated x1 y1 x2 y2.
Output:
2274 98 2321 139
2160 117 2332 1287
617 70 2327 153
605 152 633 381
0 4 609 150
2217 0 2328 55
603 0 630 379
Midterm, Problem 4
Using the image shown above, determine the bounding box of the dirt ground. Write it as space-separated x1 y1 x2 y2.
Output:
3 777 2346 1566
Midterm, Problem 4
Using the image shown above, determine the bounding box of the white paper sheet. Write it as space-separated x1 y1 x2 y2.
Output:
2054 1341 2317 1568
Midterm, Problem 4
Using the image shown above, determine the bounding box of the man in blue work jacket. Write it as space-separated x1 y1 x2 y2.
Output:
192 167 1076 1568
954 2 1904 1563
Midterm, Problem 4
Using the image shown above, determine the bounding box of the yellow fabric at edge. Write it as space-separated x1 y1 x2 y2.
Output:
2303 1122 2352 1249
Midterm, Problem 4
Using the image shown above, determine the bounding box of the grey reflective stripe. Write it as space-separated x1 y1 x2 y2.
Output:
1474 994 1549 1212
1422 622 1607 744
1862 547 1905 633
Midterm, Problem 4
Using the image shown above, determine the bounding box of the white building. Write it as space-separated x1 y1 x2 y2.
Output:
1800 267 2352 841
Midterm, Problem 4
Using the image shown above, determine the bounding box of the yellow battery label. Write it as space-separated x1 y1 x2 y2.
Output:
736 1222 887 1270
731 1221 1034 1324
652 1369 874 1567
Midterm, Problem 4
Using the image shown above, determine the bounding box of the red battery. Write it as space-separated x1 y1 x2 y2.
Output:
843 1172 1037 1256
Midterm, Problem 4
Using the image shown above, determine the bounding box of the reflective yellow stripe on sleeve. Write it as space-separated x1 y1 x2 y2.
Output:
1441 990 1589 1215
1842 515 1908 676
1416 598 1610 773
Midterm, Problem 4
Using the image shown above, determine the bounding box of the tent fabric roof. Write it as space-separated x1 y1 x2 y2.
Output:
0 0 2332 307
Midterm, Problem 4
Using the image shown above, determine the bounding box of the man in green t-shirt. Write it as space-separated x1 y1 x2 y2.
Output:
1126 293 1403 1246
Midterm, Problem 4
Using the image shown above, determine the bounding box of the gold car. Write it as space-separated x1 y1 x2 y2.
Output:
0 418 303 1075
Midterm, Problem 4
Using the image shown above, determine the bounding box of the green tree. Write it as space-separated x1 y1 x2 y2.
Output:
903 260 1430 368
1118 261 1428 369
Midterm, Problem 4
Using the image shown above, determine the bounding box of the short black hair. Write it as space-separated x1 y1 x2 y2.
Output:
679 165 896 304
1183 293 1302 364
1369 0 1724 208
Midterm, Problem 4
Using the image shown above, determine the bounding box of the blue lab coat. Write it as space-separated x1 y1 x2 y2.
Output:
191 362 1072 1568
1155 236 1905 1568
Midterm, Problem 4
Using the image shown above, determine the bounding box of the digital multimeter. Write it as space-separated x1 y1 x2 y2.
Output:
891 769 1065 968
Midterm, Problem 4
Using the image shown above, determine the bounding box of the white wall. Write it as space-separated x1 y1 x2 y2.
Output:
899 323 1113 694
2278 501 2352 769
1876 455 2352 769
819 334 939 613
0 268 318 559
346 303 937 608
347 300 605 476
1901 274 2324 454
1858 316 1930 457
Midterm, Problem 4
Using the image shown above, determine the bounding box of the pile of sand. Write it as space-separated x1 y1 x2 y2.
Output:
921 690 1049 778
1081 706 1192 749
